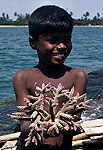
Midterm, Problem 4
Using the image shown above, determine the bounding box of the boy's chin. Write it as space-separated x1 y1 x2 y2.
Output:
48 60 65 66
50 62 64 66
51 61 64 66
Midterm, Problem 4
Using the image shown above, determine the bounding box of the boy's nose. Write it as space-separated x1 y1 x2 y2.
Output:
56 42 66 49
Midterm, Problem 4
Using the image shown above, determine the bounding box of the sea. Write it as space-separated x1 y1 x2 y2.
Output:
0 26 103 135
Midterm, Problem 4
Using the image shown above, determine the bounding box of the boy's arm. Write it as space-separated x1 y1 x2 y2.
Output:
13 70 31 138
60 69 88 136
72 68 88 96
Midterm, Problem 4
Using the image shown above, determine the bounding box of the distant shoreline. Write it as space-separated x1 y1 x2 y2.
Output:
0 25 103 27
0 25 28 27
75 25 103 27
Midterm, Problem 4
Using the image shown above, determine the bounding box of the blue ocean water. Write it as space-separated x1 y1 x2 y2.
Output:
0 27 103 135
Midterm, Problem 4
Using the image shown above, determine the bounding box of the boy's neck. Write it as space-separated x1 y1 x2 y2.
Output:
36 62 68 78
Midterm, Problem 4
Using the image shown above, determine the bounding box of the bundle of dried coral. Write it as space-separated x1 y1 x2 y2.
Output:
8 83 91 146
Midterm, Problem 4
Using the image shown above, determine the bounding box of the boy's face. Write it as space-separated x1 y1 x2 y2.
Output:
35 31 72 66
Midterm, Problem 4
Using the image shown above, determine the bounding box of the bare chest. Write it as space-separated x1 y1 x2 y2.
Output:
27 72 73 95
26 71 74 113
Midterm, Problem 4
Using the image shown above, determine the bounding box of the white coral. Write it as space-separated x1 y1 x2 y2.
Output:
8 83 91 146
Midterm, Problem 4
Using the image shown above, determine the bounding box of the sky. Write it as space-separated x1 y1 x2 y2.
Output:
0 0 103 20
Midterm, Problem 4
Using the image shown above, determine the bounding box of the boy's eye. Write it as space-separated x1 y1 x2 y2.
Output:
46 38 58 44
45 37 71 44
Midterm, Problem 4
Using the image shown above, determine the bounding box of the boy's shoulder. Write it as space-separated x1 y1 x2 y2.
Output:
71 67 87 75
13 68 31 77
69 67 88 80
64 65 86 74
13 68 38 81
62 65 87 84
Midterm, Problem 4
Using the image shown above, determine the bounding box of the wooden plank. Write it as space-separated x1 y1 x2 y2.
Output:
72 147 83 150
73 126 103 141
90 135 103 140
0 118 103 149
0 132 20 143
72 139 103 147
1 148 17 150
84 126 103 136
72 139 91 147
1 140 17 149
82 119 103 128
73 133 87 141
73 119 103 141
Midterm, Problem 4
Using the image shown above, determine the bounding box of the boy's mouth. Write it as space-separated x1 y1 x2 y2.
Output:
52 53 65 58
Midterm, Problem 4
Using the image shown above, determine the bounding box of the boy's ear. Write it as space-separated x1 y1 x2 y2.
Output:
29 36 37 50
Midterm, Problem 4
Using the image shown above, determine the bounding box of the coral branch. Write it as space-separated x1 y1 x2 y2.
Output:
8 83 91 146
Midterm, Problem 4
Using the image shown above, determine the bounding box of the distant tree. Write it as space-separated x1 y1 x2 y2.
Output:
86 12 89 17
6 14 9 20
25 13 30 20
81 16 83 20
100 17 103 20
83 11 90 20
97 12 100 18
16 14 24 21
2 12 6 20
97 12 100 20
83 14 86 20
14 12 18 21
93 16 97 21
14 12 17 17
69 11 73 16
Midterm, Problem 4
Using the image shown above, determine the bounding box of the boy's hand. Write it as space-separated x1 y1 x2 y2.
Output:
43 120 60 138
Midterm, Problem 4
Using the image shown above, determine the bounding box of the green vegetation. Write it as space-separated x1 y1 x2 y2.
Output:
0 11 103 26
0 12 30 26
72 11 103 26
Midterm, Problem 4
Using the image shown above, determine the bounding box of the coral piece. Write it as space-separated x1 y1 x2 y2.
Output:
8 83 91 146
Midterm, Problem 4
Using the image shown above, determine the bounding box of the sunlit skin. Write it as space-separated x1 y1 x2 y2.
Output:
34 32 72 66
13 31 87 147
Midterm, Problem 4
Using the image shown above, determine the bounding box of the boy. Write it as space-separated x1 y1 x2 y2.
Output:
13 5 87 150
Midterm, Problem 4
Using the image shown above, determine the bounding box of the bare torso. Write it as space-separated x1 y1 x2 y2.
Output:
13 64 87 146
